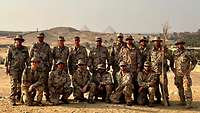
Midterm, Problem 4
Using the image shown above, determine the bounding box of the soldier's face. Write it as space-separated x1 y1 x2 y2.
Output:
120 65 127 71
140 41 146 47
14 40 23 48
98 69 105 73
38 37 44 43
58 63 65 70
117 37 123 42
126 40 133 45
96 41 102 46
78 64 85 69
154 41 161 47
58 40 65 47
144 66 151 72
176 44 184 49
75 39 80 46
31 61 39 70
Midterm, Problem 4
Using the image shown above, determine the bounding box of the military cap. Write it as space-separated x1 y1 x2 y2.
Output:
74 36 80 40
31 57 40 62
58 36 65 41
126 35 134 41
175 39 185 45
119 61 127 66
56 60 65 65
37 32 45 38
151 36 162 42
97 64 106 70
117 33 123 38
96 37 102 42
139 36 148 42
144 61 151 67
77 59 86 65
14 35 24 42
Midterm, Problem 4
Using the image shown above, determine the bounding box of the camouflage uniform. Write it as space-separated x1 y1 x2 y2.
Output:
173 41 197 107
88 45 111 72
68 46 88 75
111 33 127 87
149 38 174 105
94 64 113 102
29 34 52 101
48 61 72 105
110 62 133 105
137 62 157 106
52 45 69 73
5 35 29 104
119 36 141 103
72 60 96 102
21 66 45 105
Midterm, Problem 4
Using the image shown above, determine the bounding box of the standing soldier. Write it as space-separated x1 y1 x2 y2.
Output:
110 61 133 106
5 35 29 106
138 36 150 71
172 40 197 109
29 32 52 102
149 36 174 105
52 36 69 73
21 57 45 106
137 61 157 107
119 35 141 104
94 64 113 103
88 37 111 77
110 33 126 88
48 60 73 105
72 59 96 103
68 36 88 75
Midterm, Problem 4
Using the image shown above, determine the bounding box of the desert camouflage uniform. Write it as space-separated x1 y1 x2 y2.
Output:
48 68 72 105
137 70 157 105
5 45 29 103
94 68 113 102
110 71 133 104
30 42 52 101
149 46 173 103
119 44 141 102
111 41 126 87
68 46 88 75
72 67 96 101
21 67 45 105
173 48 197 107
88 46 111 72
52 46 69 72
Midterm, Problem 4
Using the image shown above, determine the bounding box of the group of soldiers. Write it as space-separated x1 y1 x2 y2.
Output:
5 32 197 109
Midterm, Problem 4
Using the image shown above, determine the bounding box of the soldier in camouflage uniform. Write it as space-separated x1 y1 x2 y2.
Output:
172 40 197 108
52 36 69 73
88 37 111 76
110 61 133 106
5 35 29 106
149 36 174 105
29 33 52 102
94 64 113 103
119 35 141 104
68 36 88 75
138 36 150 71
21 57 45 106
48 60 72 105
110 33 127 88
72 59 96 103
137 61 157 107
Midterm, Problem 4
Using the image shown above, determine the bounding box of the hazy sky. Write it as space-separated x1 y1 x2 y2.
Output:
0 0 200 33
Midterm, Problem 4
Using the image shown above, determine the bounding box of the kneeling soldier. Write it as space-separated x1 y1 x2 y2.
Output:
72 59 96 103
48 60 72 105
21 57 44 106
110 61 133 106
94 64 113 103
137 61 157 107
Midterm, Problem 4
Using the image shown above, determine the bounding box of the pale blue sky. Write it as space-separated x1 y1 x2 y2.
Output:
0 0 200 33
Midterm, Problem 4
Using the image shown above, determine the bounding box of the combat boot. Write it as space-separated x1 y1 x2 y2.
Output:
185 101 192 109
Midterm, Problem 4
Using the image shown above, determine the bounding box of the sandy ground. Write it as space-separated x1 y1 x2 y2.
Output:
0 64 199 113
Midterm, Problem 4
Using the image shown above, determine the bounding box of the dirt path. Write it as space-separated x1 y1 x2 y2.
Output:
0 66 200 113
